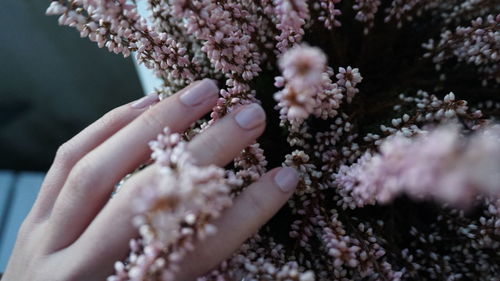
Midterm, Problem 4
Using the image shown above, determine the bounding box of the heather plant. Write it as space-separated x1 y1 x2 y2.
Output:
46 1 500 280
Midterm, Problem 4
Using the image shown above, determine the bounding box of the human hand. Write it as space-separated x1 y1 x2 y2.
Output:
2 79 298 281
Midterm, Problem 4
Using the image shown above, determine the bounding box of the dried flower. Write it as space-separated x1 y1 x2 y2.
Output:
108 128 233 280
334 124 500 208
47 1 500 280
274 45 344 126
423 14 500 84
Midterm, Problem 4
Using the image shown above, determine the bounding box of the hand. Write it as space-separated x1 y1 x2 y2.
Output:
2 79 298 281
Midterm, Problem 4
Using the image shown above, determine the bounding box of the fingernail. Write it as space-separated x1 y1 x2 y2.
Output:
274 167 298 193
179 79 219 106
235 103 266 130
131 93 159 109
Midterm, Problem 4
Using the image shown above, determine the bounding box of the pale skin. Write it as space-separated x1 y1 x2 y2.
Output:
2 79 299 281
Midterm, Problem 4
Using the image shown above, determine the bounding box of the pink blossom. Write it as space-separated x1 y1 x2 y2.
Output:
336 67 363 103
274 0 309 52
353 0 381 33
423 14 500 83
108 128 233 280
315 0 343 30
274 45 346 126
334 124 500 209
47 1 500 280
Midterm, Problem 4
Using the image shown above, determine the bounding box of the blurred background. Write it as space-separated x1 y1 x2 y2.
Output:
0 0 144 271
0 0 144 172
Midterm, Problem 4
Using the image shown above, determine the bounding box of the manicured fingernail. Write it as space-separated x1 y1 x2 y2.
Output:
274 167 298 193
131 93 159 109
179 79 219 106
235 103 266 130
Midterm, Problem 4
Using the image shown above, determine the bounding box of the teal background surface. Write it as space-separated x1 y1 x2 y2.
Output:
0 0 143 172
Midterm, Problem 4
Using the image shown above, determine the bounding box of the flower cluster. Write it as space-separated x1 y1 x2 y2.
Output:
334 123 500 209
48 0 500 280
108 128 233 281
274 45 357 129
353 0 381 33
46 0 201 84
424 14 500 84
314 0 342 30
274 0 309 52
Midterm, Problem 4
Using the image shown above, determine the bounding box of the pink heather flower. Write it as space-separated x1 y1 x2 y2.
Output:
109 127 233 280
284 149 322 193
234 142 268 185
315 0 343 30
168 0 263 81
313 71 344 120
274 85 316 122
46 1 67 15
383 0 442 27
336 66 363 103
201 234 316 281
274 0 310 52
275 45 340 125
47 1 500 280
353 0 382 33
280 45 327 92
423 14 500 83
334 124 500 209
46 0 200 82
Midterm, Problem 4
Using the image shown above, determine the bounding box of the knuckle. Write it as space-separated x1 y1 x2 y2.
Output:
204 131 225 151
16 219 32 241
141 110 164 130
97 107 125 131
67 156 99 188
193 132 226 165
54 141 77 167
245 190 267 218
15 218 44 250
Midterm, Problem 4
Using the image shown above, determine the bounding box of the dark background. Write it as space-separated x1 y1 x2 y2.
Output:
0 0 143 172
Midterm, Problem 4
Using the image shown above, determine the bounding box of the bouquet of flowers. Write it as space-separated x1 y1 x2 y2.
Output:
46 0 500 280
